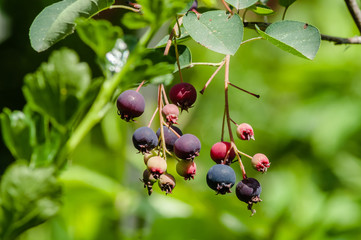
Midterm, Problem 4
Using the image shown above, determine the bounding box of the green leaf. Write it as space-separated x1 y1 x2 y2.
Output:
250 4 274 15
155 26 190 48
225 0 258 10
279 0 297 7
76 18 122 57
256 20 321 60
183 10 243 55
121 12 150 30
29 0 115 52
0 163 62 240
0 109 33 161
23 48 91 126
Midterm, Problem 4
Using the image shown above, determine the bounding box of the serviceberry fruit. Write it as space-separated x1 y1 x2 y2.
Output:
117 90 145 121
132 127 158 154
173 134 201 160
162 104 179 125
146 156 167 179
144 151 157 165
251 153 270 173
141 169 157 196
176 160 197 180
206 164 236 195
236 123 255 140
169 82 197 111
235 178 262 215
158 173 176 194
210 141 236 165
156 125 183 151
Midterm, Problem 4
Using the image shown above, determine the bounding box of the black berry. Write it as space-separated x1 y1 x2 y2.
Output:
117 90 145 121
132 127 158 153
173 133 201 160
235 178 262 215
169 83 197 111
156 125 183 151
206 164 236 195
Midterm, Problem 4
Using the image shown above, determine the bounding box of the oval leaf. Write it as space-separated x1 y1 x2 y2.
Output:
226 0 258 10
250 4 274 15
183 10 243 55
256 20 320 60
279 0 297 7
29 0 115 52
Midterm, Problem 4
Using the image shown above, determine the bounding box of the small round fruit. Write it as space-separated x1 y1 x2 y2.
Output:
173 134 201 160
147 156 167 179
141 169 157 196
144 151 157 165
116 90 145 121
176 160 196 180
236 123 255 140
251 153 270 173
210 141 236 165
156 126 183 151
132 127 158 154
162 104 179 124
206 164 236 195
235 178 262 215
158 173 176 194
169 83 197 111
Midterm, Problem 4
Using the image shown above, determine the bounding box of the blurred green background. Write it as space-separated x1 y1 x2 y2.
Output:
1 0 361 239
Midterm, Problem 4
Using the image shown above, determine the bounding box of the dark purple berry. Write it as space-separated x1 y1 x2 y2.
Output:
158 173 176 194
235 178 262 215
176 160 196 180
147 156 167 179
173 134 201 160
141 169 157 196
206 164 236 195
117 90 145 121
169 83 197 111
132 127 158 154
156 126 183 151
210 141 236 165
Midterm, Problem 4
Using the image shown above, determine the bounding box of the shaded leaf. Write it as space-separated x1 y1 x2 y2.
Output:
256 20 320 60
29 0 115 52
279 0 297 7
226 0 258 10
121 12 150 30
155 26 190 48
183 10 243 55
76 18 122 57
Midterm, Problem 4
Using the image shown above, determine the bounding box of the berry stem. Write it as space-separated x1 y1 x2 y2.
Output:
236 149 253 160
136 80 146 92
221 0 233 15
221 107 226 142
161 84 169 105
158 85 167 159
200 59 226 94
240 37 263 46
228 82 260 98
173 34 184 83
147 107 159 128
164 17 183 56
229 117 238 126
162 120 181 138
233 143 247 179
109 5 140 12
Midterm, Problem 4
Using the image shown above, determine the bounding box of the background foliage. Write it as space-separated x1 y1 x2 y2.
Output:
1 0 361 239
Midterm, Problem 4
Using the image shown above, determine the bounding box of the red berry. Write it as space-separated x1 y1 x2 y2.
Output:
169 83 197 111
236 123 255 140
176 160 197 180
147 156 167 179
210 141 236 165
162 104 179 124
158 173 176 194
251 153 270 173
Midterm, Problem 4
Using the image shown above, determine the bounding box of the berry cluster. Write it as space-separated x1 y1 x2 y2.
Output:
117 82 200 195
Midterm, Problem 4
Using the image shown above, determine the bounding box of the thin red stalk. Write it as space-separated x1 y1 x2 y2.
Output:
228 82 260 98
164 17 183 56
161 84 169 105
173 35 184 83
147 107 158 128
221 0 233 14
136 80 145 92
221 107 226 142
236 149 253 160
162 120 181 138
200 59 226 94
229 117 238 126
158 86 167 158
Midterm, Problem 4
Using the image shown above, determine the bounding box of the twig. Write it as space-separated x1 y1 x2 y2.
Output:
164 17 183 56
161 84 169 105
344 0 361 34
200 59 226 94
148 107 158 128
109 5 140 12
228 82 260 98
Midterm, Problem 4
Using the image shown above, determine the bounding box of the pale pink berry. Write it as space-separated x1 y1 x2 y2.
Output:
251 153 270 173
236 123 255 140
147 156 167 179
162 104 179 124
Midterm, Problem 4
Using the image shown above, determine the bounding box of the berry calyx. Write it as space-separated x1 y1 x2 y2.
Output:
132 127 158 154
210 141 236 165
117 90 145 121
156 125 183 151
176 160 197 180
146 156 167 179
206 164 236 195
173 134 201 160
235 178 262 215
141 169 157 196
162 104 179 125
169 83 197 111
158 173 176 194
236 123 255 140
251 153 270 173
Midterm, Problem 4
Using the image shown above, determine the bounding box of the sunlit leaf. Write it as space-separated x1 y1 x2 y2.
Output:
256 20 320 60
183 10 243 55
250 4 274 15
225 0 258 10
